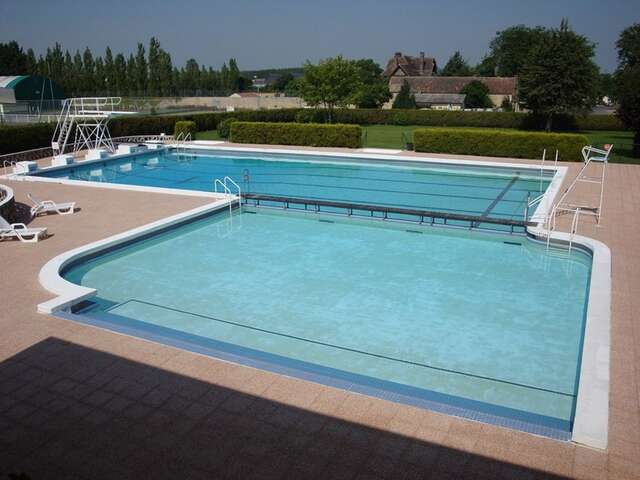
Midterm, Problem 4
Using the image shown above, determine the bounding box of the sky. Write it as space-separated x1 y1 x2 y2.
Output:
1 0 638 73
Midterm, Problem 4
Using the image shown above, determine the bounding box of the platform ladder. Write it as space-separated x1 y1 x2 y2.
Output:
51 97 134 155
544 144 613 250
214 176 242 215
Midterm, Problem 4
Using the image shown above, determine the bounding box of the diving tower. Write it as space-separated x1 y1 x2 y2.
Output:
51 97 135 156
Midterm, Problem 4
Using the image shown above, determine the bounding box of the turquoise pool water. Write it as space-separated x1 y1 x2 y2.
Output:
63 209 591 435
37 149 551 221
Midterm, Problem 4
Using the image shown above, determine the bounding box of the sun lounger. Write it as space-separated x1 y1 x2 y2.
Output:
0 216 47 243
28 193 75 216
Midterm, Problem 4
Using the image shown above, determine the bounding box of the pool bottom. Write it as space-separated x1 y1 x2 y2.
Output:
55 305 572 441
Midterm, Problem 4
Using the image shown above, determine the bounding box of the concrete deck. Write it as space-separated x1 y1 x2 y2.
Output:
0 149 638 479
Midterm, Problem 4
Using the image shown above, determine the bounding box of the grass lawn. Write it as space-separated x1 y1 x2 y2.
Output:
196 130 221 141
196 125 637 163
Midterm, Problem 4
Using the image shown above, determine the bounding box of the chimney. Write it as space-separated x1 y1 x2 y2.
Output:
419 51 425 75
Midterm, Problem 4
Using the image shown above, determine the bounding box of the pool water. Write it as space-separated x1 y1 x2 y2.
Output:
37 149 551 221
64 209 591 435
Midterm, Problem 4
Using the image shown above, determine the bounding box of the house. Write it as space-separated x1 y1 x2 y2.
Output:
414 93 466 110
383 52 437 77
383 52 518 110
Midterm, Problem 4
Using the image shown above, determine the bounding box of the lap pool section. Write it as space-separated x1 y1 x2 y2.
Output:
60 208 591 439
35 149 552 222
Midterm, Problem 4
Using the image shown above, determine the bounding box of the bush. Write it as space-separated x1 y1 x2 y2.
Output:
230 122 362 148
295 109 322 123
413 128 588 161
174 120 196 138
217 118 236 138
0 123 55 155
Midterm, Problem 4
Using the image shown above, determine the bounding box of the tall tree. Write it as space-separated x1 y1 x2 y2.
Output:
148 37 161 96
488 25 546 76
519 20 599 131
82 47 95 95
352 59 391 108
183 58 200 93
299 56 362 122
615 23 640 156
134 43 147 95
0 41 27 74
228 58 240 91
392 80 416 109
113 53 127 95
440 51 473 76
475 55 496 76
104 47 115 94
126 54 136 95
25 48 38 74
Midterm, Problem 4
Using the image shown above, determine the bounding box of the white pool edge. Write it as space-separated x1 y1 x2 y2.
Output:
29 145 609 449
37 198 232 314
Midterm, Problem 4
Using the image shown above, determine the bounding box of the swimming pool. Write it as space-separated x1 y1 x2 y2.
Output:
35 148 552 222
59 206 591 439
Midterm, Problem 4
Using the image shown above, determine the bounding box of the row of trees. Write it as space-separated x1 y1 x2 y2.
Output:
0 39 250 96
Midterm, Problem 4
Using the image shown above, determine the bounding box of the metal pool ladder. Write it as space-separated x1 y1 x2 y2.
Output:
214 176 242 214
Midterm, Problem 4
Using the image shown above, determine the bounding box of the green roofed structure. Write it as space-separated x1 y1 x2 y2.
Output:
0 75 65 104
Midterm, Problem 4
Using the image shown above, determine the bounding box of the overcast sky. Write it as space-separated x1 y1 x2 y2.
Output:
1 0 637 73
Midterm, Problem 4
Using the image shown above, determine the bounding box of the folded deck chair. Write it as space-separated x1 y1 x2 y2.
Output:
28 193 75 216
0 216 47 243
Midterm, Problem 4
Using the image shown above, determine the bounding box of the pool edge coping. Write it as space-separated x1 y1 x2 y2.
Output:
30 145 609 449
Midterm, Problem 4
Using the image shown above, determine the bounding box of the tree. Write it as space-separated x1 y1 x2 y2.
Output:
615 23 640 156
460 80 493 109
228 58 241 91
598 73 616 103
475 55 496 76
134 43 148 95
440 51 473 76
519 20 599 131
82 47 95 94
352 59 391 108
104 47 115 94
0 41 27 74
488 25 546 76
299 56 361 122
113 53 127 95
148 37 161 96
273 73 294 92
392 80 416 109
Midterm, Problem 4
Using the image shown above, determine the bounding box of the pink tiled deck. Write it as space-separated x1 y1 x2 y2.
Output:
0 148 638 480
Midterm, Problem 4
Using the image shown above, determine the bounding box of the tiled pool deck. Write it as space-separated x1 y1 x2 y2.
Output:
0 147 638 479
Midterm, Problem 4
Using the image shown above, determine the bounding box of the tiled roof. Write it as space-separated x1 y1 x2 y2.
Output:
389 76 517 95
383 53 437 77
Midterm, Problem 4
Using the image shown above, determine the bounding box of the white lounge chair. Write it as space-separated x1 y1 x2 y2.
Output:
0 216 47 243
28 194 75 216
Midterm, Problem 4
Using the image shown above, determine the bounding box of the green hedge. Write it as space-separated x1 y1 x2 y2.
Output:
0 123 56 155
0 107 624 155
174 120 196 137
230 122 362 148
413 128 588 161
109 109 300 137
217 118 236 139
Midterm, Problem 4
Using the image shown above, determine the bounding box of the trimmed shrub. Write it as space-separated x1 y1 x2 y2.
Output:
230 122 362 148
0 123 56 155
174 120 196 137
413 128 588 161
217 118 236 139
295 109 322 123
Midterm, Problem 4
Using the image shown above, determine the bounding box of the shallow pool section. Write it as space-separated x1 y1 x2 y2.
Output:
36 149 551 221
61 208 591 438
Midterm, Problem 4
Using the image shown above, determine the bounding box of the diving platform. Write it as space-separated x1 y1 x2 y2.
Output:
51 97 136 156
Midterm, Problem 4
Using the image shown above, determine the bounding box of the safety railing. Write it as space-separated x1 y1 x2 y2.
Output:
242 193 533 233
214 176 242 214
